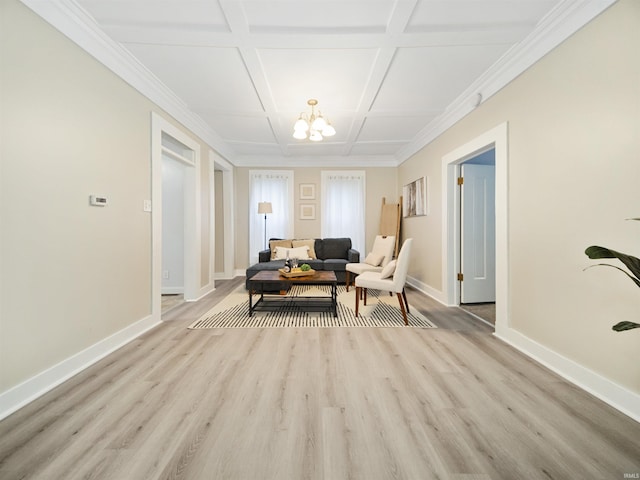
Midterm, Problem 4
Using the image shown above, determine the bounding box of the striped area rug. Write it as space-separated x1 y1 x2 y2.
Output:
188 285 436 329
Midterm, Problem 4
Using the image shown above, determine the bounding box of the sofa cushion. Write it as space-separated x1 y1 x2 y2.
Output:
318 238 352 260
301 259 324 270
323 258 349 272
246 260 285 274
292 239 317 259
269 239 292 260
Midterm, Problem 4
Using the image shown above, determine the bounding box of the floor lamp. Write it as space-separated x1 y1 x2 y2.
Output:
257 201 272 250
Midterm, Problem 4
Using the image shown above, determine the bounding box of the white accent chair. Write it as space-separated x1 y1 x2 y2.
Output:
345 235 396 292
355 238 413 325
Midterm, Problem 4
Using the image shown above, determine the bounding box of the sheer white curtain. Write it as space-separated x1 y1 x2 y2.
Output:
249 171 294 264
321 171 365 253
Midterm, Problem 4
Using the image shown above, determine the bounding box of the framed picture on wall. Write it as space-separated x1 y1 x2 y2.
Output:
300 204 316 220
403 176 428 217
299 183 315 200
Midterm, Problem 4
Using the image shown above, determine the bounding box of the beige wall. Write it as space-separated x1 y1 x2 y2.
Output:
399 0 639 392
234 167 398 268
0 0 215 392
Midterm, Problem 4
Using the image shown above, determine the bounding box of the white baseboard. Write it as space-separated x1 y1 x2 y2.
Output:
407 276 447 305
192 283 215 302
161 286 183 295
0 314 161 421
495 326 640 424
214 271 234 280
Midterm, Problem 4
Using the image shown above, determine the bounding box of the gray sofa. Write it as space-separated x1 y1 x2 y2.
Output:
245 237 360 290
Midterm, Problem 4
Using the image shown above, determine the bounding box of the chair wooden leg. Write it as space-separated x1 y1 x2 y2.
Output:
346 271 351 292
396 292 408 325
402 288 410 314
355 286 360 316
363 288 367 305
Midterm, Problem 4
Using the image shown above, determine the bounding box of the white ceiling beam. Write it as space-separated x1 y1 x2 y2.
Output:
217 1 289 155
342 0 419 155
106 28 530 49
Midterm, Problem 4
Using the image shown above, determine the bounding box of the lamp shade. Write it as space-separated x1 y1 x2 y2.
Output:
293 129 307 140
294 117 309 132
258 201 272 214
311 114 327 131
309 130 323 142
322 123 336 136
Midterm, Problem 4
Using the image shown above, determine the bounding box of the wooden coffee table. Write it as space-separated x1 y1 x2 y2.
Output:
248 270 338 317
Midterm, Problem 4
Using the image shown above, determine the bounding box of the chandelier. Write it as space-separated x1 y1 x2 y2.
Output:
292 99 336 141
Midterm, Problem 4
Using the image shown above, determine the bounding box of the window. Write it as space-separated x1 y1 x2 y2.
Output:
321 171 365 253
249 171 294 264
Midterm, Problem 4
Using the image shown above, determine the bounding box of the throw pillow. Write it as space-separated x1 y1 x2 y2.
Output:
273 246 289 260
364 252 384 267
288 245 311 259
292 239 317 259
380 260 396 279
270 239 292 260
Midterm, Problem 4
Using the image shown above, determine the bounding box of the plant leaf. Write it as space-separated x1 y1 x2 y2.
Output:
585 246 640 286
612 321 640 332
583 264 640 288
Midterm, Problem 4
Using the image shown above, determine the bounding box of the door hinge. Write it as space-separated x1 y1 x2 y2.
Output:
457 273 464 281
457 176 464 185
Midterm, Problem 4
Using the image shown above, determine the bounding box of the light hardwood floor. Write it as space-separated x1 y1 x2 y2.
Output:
1 278 639 480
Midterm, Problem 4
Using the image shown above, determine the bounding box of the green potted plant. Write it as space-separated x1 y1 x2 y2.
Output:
584 218 640 331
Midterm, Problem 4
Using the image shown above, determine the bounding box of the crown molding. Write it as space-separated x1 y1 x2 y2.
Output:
20 0 236 162
396 0 618 164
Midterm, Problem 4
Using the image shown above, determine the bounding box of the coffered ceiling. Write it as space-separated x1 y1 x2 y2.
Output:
26 0 608 166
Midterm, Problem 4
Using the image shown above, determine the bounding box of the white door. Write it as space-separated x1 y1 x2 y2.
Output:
461 163 496 303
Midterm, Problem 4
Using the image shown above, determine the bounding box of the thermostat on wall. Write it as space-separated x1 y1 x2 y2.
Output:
89 195 108 206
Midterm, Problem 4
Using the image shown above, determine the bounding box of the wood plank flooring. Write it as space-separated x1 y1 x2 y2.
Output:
1 278 638 480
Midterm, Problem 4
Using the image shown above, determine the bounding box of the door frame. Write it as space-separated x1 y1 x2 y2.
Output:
442 122 509 333
212 151 235 280
151 112 201 322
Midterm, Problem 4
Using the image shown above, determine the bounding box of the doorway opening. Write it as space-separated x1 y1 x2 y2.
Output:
212 153 235 280
161 150 187 312
442 122 509 334
151 113 202 322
